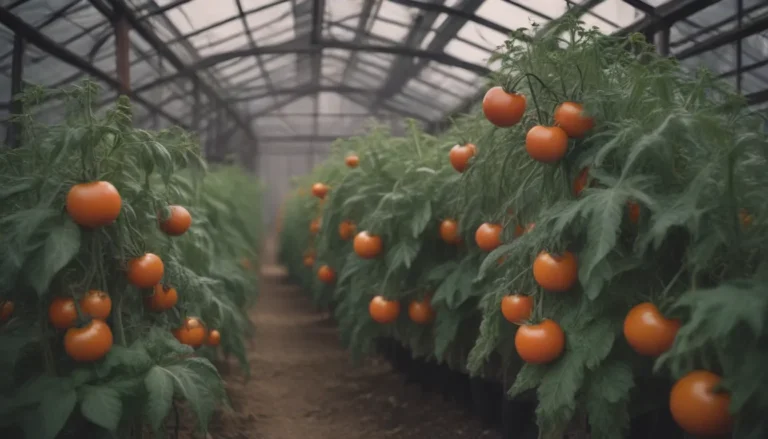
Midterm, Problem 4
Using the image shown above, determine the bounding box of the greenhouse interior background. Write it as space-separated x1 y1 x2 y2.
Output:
1 0 767 225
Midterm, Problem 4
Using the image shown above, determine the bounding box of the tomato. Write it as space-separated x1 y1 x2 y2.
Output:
670 371 732 436
408 297 435 324
66 181 122 228
554 102 594 138
241 257 254 270
439 219 461 244
525 126 569 163
0 301 14 322
311 183 329 199
49 297 78 329
317 265 336 284
449 143 476 173
64 319 113 362
353 231 383 259
338 220 357 241
173 317 207 347
80 290 111 319
533 251 578 292
127 253 164 288
628 201 641 224
345 155 359 168
739 208 753 228
310 218 321 234
482 86 526 127
515 319 565 364
159 205 192 236
146 284 178 312
303 255 316 267
369 296 400 324
573 168 589 196
475 223 502 252
207 329 221 347
623 302 680 357
500 295 533 324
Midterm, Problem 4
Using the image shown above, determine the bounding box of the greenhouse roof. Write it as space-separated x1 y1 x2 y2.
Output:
1 0 767 159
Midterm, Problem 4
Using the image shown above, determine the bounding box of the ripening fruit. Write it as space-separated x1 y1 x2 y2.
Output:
64 319 113 362
0 301 14 322
439 219 461 244
515 319 565 364
739 208 753 228
66 181 122 228
554 102 594 138
49 297 78 329
525 126 569 163
573 168 589 197
311 183 329 199
482 86 526 127
408 297 435 324
670 371 732 436
628 201 641 224
533 251 578 292
353 231 383 259
475 223 502 252
369 296 400 324
623 303 680 357
449 143 476 173
159 205 192 236
500 295 533 324
80 290 112 320
303 255 315 267
128 253 165 289
338 220 357 241
207 329 221 347
345 155 359 168
173 317 207 348
317 265 336 284
310 218 321 234
146 284 178 312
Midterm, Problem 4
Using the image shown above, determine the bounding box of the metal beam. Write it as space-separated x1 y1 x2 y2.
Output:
675 13 768 60
389 0 514 35
257 135 354 142
616 0 721 36
340 0 377 85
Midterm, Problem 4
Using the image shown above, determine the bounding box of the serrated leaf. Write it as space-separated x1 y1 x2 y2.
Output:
28 217 81 296
584 360 634 439
509 364 547 398
385 239 421 271
80 385 122 431
410 200 432 238
144 366 174 432
30 378 77 439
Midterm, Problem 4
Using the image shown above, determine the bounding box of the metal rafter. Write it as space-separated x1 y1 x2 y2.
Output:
339 0 377 86
309 0 326 167
234 0 279 107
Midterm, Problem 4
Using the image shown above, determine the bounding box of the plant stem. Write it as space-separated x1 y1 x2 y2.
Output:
526 77 544 125
115 294 127 345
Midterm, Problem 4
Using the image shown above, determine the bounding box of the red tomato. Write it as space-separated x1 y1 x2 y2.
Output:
623 302 680 356
353 231 383 259
317 265 336 284
515 319 565 364
525 126 569 163
80 290 112 320
207 329 221 347
49 297 78 329
369 296 400 324
159 205 192 236
127 253 164 288
482 86 526 127
64 319 113 362
0 301 14 322
173 317 207 347
311 183 329 199
449 143 476 173
66 181 122 228
345 155 359 168
475 223 502 252
628 201 641 224
439 219 461 244
573 168 589 197
554 102 594 138
500 295 533 324
310 218 321 235
533 251 578 292
146 284 178 312
670 371 732 436
338 220 357 241
408 297 435 325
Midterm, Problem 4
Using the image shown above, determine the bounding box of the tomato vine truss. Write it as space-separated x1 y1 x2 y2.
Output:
0 0 766 216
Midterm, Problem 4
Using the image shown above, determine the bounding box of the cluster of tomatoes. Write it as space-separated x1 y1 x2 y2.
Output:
4 180 224 363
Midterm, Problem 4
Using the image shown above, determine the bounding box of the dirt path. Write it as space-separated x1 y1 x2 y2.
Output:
201 240 501 439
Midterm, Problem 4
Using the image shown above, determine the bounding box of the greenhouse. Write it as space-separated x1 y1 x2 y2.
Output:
1 0 767 438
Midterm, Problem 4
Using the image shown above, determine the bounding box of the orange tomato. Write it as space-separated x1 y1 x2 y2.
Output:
739 208 753 228
533 251 578 292
310 218 321 234
159 205 192 236
573 168 589 197
207 329 221 347
66 181 122 228
554 102 594 138
525 126 569 163
311 183 329 199
670 371 732 436
80 290 111 320
439 219 461 244
515 319 565 364
49 297 78 329
408 297 435 324
500 295 533 324
173 317 207 347
623 302 680 357
241 257 253 270
475 223 502 252
449 143 476 173
146 284 178 312
369 296 400 324
317 265 336 284
482 86 526 127
345 155 359 168
628 201 641 224
0 301 14 322
64 319 113 362
353 231 383 259
338 220 357 241
127 253 165 289
303 255 316 267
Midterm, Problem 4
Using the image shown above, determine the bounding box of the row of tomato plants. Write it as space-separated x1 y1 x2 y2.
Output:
0 82 261 438
278 19 768 439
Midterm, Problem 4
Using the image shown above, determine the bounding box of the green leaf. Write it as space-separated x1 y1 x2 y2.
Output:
433 310 462 359
535 351 586 434
584 360 634 439
431 269 459 307
410 200 432 238
96 345 154 378
0 178 35 201
80 385 123 432
509 364 547 398
144 366 174 432
27 378 77 439
28 217 81 297
385 239 421 271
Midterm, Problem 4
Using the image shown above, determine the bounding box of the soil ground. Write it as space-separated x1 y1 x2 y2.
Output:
195 240 502 439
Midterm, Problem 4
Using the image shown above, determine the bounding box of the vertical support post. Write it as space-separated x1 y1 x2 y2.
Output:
6 34 25 149
154 55 162 129
736 0 743 93
192 79 201 133
654 26 670 57
114 15 131 95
